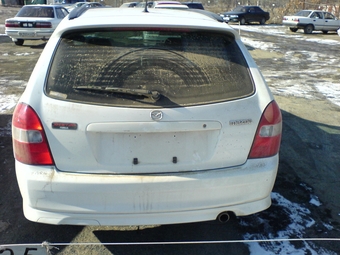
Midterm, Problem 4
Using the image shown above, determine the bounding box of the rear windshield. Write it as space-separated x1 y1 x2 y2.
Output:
17 6 55 18
46 29 254 108
295 10 312 17
232 6 246 12
185 3 204 9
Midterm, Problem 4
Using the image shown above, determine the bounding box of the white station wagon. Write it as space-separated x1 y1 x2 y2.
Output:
12 6 282 225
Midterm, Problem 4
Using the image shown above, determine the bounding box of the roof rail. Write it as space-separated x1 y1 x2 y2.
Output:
68 4 106 20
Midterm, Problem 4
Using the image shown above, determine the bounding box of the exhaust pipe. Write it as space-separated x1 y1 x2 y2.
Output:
216 211 231 223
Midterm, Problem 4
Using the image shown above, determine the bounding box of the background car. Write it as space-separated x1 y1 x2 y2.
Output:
5 4 69 45
151 1 181 8
181 1 204 9
221 5 270 25
135 1 153 8
81 2 105 8
12 7 281 226
66 2 90 12
119 1 139 7
188 8 224 22
282 10 340 34
154 3 188 9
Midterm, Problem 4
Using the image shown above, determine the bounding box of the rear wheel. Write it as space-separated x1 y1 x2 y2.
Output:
240 17 246 25
14 39 24 46
303 25 314 34
289 27 298 32
260 17 266 25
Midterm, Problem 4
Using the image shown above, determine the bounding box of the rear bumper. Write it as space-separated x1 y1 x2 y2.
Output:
283 22 306 29
15 155 279 225
5 30 53 40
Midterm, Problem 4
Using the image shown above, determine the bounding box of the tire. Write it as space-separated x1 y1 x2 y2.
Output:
303 25 313 34
14 39 24 46
260 17 266 25
289 27 298 32
322 30 328 34
240 17 246 25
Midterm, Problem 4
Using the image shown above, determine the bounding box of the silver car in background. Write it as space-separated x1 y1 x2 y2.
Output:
283 10 340 34
5 4 69 45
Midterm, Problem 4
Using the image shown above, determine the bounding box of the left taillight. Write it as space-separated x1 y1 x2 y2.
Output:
248 100 282 159
12 103 54 165
5 20 20 27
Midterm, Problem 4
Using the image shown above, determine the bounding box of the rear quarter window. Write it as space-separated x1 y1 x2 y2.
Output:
56 8 68 18
46 29 254 108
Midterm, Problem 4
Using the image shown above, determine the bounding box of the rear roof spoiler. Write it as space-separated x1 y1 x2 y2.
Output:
69 4 224 23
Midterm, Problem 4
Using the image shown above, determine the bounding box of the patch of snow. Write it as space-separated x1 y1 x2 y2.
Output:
241 37 278 52
309 195 322 207
14 52 35 56
300 183 313 192
323 223 334 231
242 192 336 255
235 25 340 108
0 97 17 113
0 78 26 113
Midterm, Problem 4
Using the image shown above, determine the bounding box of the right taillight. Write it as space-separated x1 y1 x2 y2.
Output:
36 22 52 28
12 103 54 165
248 100 282 158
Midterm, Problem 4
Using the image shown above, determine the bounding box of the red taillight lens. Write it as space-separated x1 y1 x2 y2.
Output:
36 22 52 28
248 101 282 158
12 103 54 165
5 21 20 27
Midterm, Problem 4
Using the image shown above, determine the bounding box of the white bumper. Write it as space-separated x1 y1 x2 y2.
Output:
6 30 54 40
282 21 299 27
16 155 278 225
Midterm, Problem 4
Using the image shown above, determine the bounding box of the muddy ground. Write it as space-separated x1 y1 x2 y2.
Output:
0 5 340 254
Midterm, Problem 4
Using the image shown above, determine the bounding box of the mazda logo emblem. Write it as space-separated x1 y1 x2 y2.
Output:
150 110 163 121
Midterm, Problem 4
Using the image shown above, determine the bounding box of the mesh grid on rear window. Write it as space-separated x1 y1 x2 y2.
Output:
46 29 254 108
